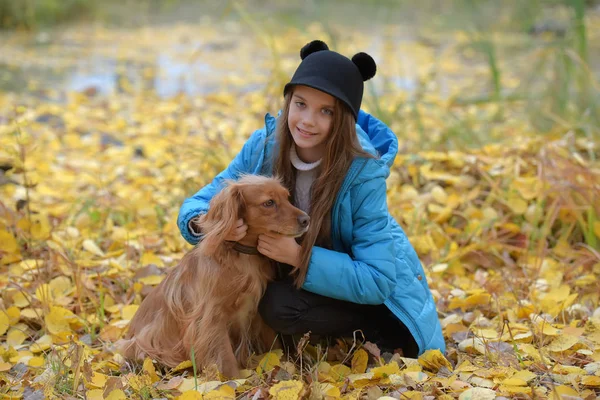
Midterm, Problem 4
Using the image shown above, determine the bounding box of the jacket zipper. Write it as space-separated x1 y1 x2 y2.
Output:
385 299 426 353
332 158 427 352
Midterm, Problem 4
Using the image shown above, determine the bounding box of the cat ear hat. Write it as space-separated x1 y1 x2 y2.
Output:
284 40 377 121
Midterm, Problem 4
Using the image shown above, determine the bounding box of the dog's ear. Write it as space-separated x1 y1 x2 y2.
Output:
200 183 245 255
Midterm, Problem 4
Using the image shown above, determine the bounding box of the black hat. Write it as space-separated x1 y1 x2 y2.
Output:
284 40 377 120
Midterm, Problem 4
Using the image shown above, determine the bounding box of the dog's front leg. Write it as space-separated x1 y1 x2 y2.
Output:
215 330 240 378
191 318 240 379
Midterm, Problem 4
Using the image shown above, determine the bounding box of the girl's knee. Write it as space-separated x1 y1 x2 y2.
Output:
258 281 306 335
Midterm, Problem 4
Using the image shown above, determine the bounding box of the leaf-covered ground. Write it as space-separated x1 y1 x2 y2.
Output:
1 15 600 400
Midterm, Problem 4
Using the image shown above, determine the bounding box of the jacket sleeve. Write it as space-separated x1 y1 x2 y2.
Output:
177 128 266 245
301 177 397 304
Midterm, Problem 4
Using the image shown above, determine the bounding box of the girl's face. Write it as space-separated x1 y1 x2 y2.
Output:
288 85 335 163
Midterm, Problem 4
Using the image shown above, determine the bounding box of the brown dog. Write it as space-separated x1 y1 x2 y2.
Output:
118 175 310 377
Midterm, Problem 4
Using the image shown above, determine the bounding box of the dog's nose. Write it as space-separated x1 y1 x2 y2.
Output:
298 214 310 228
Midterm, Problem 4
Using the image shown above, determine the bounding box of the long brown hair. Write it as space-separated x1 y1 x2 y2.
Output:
273 89 374 287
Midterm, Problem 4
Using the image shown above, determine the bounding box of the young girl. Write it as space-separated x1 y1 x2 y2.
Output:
177 40 445 358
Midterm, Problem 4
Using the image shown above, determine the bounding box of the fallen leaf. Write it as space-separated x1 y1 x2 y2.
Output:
351 349 368 374
269 380 304 400
0 312 9 335
458 388 496 400
418 349 453 372
256 350 282 374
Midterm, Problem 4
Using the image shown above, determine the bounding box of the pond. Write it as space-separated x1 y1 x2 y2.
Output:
1 0 599 150
2 1 597 102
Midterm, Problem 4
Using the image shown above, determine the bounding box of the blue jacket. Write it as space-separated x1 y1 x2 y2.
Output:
177 110 445 354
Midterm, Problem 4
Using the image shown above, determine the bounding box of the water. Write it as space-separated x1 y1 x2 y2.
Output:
0 1 598 102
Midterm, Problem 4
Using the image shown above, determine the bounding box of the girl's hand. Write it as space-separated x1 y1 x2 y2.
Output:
225 218 248 241
257 234 301 267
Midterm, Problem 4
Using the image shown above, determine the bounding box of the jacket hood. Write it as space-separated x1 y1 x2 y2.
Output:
356 110 398 171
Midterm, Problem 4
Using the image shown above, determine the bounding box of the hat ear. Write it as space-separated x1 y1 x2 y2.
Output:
352 52 377 81
300 40 329 60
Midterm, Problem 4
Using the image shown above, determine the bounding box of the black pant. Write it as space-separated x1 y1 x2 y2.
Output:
258 270 419 358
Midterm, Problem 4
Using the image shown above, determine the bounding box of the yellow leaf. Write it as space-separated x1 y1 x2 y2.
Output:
44 306 75 334
546 335 579 352
472 328 498 340
121 304 139 321
532 317 561 336
269 380 304 400
143 357 160 383
31 334 53 353
418 349 453 372
83 239 105 257
458 338 487 354
581 375 600 387
87 389 104 400
552 385 579 397
319 383 341 398
256 350 282 374
403 371 429 384
455 360 478 372
509 370 537 383
35 284 52 304
88 372 108 389
512 177 543 200
105 389 127 400
18 259 44 271
138 275 165 285
194 381 231 393
204 385 235 400
507 196 527 215
372 362 400 379
140 251 164 267
341 389 362 400
29 214 51 240
553 364 585 375
7 329 26 347
0 312 9 335
464 292 491 310
178 378 201 393
431 185 448 204
12 292 30 308
28 356 45 367
351 349 368 374
501 377 527 386
498 385 532 395
0 362 13 371
49 276 73 299
330 364 352 381
399 392 424 400
177 392 204 400
128 375 153 391
5 307 20 325
458 388 496 400
0 230 18 253
172 360 193 372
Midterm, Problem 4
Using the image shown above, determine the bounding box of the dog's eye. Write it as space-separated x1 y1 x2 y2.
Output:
263 199 275 207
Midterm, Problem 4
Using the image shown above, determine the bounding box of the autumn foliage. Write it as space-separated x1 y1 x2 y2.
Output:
1 16 600 400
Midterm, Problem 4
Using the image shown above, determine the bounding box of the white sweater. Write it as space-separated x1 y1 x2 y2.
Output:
290 145 321 213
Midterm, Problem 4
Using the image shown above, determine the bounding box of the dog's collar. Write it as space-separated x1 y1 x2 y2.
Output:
228 241 260 255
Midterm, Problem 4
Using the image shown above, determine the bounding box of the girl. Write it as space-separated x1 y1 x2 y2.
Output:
177 40 445 358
